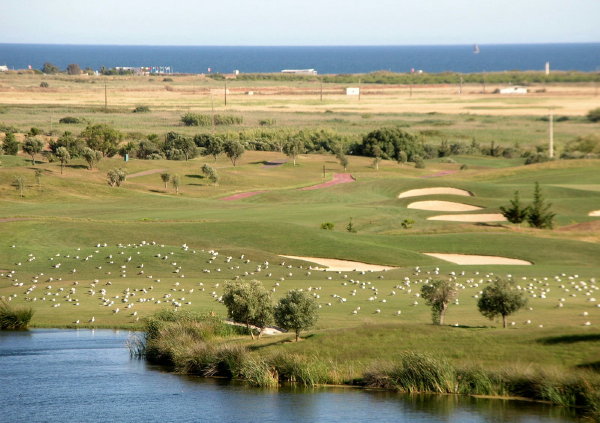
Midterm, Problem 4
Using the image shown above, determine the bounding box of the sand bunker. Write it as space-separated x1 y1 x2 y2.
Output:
423 253 532 266
220 191 266 201
589 210 600 217
427 213 507 222
424 253 531 265
407 201 482 212
398 187 473 199
300 173 355 191
280 255 396 272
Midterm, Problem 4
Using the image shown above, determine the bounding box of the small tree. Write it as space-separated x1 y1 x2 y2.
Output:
2 132 19 155
13 175 25 197
274 290 319 341
282 137 305 166
55 146 70 174
201 164 219 185
223 140 245 166
586 107 600 123
41 62 60 74
527 182 555 229
500 190 529 225
336 150 349 171
478 277 527 328
107 168 127 187
22 137 44 165
204 136 224 162
34 168 43 187
171 174 181 194
346 217 356 233
372 145 383 170
160 172 171 190
420 279 457 325
222 280 273 339
82 147 102 170
66 64 81 75
398 151 408 165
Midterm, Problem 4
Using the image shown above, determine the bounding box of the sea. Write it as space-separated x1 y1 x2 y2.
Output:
0 43 599 75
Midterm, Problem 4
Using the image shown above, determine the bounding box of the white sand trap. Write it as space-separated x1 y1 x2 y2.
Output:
424 253 531 265
427 213 507 222
280 255 396 272
589 210 600 217
408 200 482 212
398 187 473 199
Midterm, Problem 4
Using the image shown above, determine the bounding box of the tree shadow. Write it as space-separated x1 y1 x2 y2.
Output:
537 333 600 345
185 174 204 179
65 164 88 169
149 189 169 193
576 361 600 372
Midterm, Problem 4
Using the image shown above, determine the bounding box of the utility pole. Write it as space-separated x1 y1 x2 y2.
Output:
548 112 554 158
459 76 463 95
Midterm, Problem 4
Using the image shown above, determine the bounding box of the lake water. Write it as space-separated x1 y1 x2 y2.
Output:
0 329 580 423
1 43 599 74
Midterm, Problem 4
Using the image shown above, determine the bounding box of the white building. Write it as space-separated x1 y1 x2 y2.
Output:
499 86 528 94
346 87 360 96
281 69 317 75
0 65 8 72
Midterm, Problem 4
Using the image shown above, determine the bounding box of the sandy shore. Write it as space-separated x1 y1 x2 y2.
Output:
398 187 473 199
280 255 396 272
407 200 482 212
424 253 531 265
427 213 507 222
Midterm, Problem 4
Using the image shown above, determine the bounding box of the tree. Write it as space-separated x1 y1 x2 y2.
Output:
34 169 43 187
478 277 527 328
420 280 457 325
332 144 349 171
22 137 44 165
274 290 319 341
204 136 223 162
223 140 245 166
66 64 81 75
201 164 219 185
361 127 424 162
282 137 305 166
222 280 273 339
49 131 84 158
13 175 25 197
81 147 102 170
2 132 19 155
171 174 181 194
160 172 171 190
162 132 197 161
107 168 127 187
41 62 60 74
372 145 383 170
79 124 123 157
500 190 529 225
55 147 70 174
527 182 555 229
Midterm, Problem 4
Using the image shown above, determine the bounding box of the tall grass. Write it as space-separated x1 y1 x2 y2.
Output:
0 298 34 330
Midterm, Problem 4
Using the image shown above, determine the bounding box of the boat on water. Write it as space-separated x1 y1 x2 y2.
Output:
473 44 480 54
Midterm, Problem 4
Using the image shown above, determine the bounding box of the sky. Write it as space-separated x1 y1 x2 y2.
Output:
1 0 599 46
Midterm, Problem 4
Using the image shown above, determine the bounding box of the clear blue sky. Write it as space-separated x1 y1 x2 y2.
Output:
1 0 599 46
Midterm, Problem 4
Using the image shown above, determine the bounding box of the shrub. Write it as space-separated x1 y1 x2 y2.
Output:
259 119 276 126
0 298 34 330
107 168 127 187
133 105 151 113
181 113 212 127
320 222 334 230
214 114 243 125
39 81 49 88
586 107 600 122
59 116 81 124
414 156 426 168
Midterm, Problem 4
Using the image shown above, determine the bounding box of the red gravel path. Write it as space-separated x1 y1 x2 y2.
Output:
220 191 267 201
300 173 355 191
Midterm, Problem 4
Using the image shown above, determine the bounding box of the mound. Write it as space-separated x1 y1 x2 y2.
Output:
220 191 266 201
424 253 531 265
427 214 507 222
407 201 482 212
589 210 600 217
557 220 600 232
398 187 473 199
300 173 355 191
279 255 396 272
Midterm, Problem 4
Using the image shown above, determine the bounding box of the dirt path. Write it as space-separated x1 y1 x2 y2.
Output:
0 217 31 223
220 191 267 201
128 169 167 178
299 173 355 191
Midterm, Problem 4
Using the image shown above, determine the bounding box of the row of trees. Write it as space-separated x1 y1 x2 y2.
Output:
222 280 319 341
421 277 527 328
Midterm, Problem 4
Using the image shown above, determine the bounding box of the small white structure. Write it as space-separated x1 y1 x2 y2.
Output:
499 86 528 94
281 69 317 75
0 65 8 72
346 87 360 96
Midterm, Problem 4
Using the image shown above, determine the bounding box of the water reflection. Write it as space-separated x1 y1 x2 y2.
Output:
0 330 580 423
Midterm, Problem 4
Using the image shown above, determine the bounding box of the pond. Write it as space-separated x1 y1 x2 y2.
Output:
0 329 579 422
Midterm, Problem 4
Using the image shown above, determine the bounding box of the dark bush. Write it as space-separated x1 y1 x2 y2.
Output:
133 105 151 113
59 116 81 124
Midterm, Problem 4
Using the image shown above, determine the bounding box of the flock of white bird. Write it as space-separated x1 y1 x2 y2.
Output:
1 241 597 329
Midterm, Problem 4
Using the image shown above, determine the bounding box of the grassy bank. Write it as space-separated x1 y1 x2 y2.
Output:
136 311 600 419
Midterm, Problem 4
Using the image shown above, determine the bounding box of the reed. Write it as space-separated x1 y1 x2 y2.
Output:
0 298 34 330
